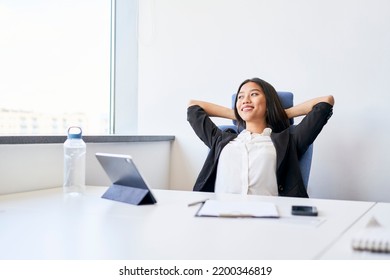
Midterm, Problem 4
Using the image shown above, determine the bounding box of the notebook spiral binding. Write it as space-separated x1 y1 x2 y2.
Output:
351 217 390 253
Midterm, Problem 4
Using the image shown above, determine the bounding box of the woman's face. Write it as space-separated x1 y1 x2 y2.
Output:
236 82 267 123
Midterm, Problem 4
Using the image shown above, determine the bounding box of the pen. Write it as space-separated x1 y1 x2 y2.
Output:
187 199 209 207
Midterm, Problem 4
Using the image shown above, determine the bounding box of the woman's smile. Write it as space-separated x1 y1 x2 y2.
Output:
241 104 255 112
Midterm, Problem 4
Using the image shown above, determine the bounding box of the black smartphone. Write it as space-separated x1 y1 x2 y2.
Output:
291 205 318 216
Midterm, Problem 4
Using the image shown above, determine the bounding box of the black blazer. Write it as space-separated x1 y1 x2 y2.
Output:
187 102 333 198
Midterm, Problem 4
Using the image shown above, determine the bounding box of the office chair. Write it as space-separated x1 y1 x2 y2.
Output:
218 91 313 189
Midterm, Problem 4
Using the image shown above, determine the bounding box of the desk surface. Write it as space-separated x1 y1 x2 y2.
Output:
0 187 380 260
321 202 390 259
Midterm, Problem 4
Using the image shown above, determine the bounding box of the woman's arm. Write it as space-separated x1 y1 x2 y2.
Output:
188 100 236 120
285 95 334 119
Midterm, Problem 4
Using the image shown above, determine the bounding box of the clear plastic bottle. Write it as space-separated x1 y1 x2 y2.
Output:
63 126 86 195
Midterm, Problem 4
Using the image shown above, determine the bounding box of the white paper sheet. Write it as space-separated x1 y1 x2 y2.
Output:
196 200 279 218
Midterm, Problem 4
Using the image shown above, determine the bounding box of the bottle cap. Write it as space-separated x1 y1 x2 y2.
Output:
67 126 83 139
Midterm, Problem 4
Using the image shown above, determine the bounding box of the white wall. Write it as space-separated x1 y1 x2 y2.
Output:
137 0 390 202
0 141 171 195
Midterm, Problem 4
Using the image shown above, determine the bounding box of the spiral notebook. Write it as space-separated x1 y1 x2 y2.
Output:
351 217 390 253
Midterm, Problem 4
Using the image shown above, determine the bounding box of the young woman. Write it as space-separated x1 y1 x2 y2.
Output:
187 77 334 198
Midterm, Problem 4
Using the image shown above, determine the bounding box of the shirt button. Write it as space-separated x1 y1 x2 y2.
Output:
279 185 284 191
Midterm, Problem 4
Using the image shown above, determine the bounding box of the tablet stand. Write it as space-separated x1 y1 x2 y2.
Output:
101 184 156 205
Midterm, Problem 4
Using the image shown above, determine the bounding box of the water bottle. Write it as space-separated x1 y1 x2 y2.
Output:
63 126 86 195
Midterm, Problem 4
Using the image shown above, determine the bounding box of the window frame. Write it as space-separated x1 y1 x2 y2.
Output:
110 0 139 135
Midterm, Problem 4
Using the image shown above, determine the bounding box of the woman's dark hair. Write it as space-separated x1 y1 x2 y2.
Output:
234 78 290 133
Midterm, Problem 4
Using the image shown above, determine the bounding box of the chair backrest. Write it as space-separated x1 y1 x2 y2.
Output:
218 91 313 189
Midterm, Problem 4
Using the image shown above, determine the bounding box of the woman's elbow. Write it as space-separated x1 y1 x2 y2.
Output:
325 95 335 106
188 99 198 108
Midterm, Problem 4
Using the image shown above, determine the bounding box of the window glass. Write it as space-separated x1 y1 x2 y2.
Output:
0 0 110 135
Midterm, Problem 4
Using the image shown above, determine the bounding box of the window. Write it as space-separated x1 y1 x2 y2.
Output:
0 0 111 135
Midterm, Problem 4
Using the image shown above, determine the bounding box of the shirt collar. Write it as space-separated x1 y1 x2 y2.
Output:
237 128 272 141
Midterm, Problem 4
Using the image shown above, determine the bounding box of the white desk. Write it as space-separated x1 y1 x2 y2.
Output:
321 202 390 259
0 187 378 259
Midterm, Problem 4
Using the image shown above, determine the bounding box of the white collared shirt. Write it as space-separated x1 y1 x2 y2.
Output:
215 128 278 196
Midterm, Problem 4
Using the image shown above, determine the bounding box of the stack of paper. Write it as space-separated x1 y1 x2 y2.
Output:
351 217 390 253
196 200 279 218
